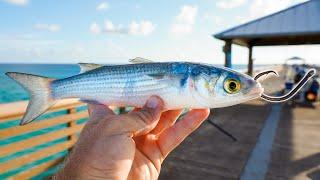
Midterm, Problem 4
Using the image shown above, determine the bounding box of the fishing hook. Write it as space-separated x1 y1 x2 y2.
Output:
255 69 316 102
254 70 279 81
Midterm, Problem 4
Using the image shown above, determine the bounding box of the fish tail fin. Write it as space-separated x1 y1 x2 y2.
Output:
5 72 56 125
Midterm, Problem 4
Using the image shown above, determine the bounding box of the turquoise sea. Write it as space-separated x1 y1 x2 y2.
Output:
0 63 266 179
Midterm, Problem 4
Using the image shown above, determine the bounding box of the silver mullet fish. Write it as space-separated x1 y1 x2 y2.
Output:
6 58 316 125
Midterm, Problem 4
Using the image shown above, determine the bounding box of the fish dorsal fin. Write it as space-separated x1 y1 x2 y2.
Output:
129 57 154 64
78 63 103 73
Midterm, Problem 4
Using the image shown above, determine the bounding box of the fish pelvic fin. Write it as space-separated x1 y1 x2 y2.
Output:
5 72 56 125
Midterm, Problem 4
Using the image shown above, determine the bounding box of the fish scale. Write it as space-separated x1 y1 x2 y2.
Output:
51 64 178 104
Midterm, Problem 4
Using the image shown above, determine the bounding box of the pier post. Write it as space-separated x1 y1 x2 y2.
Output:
248 45 253 76
119 107 126 114
67 107 77 152
223 40 232 68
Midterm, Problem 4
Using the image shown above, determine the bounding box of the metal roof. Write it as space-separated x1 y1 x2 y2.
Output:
214 0 320 47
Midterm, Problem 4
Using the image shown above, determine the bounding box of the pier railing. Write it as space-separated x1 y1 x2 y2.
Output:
0 99 87 179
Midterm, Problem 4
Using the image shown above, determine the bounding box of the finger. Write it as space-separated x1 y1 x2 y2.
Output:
150 109 183 135
157 109 210 157
129 107 141 113
88 103 115 124
103 96 164 136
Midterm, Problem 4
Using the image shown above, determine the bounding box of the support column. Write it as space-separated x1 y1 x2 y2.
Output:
248 45 253 76
223 41 232 68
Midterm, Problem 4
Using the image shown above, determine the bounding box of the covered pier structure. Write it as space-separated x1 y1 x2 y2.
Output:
214 0 320 75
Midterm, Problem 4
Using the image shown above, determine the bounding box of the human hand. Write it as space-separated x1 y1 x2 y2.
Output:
55 96 210 180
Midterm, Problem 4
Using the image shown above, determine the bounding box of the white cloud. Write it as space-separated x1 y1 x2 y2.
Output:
129 21 156 36
216 0 246 9
90 20 156 36
104 20 126 34
96 2 109 11
3 0 28 6
90 22 101 34
235 0 296 24
105 20 115 31
34 24 61 32
177 5 198 24
249 0 292 19
171 5 198 36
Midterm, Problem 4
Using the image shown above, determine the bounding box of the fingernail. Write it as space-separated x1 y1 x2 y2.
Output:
146 96 159 109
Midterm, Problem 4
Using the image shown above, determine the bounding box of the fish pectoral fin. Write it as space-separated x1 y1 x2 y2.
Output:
80 99 103 105
129 57 154 64
78 63 104 73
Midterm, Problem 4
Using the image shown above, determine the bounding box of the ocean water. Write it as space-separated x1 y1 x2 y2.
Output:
0 63 264 179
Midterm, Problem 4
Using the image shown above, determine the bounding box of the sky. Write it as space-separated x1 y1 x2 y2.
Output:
0 0 318 65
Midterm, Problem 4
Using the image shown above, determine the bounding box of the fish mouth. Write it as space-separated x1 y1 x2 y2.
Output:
249 83 264 97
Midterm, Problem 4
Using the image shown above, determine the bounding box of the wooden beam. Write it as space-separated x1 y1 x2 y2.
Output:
0 124 84 157
10 157 64 180
223 41 232 68
248 45 253 76
0 139 76 174
0 111 88 139
226 34 320 47
0 99 85 122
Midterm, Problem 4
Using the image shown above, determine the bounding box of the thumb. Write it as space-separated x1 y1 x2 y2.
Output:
104 96 164 136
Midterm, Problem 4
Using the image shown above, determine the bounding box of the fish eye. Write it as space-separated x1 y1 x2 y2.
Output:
224 78 241 94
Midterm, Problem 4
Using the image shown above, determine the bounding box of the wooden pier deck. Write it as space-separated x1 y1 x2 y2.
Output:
160 100 274 180
266 103 320 180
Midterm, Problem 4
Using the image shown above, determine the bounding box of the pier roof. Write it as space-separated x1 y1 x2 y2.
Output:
214 0 320 47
